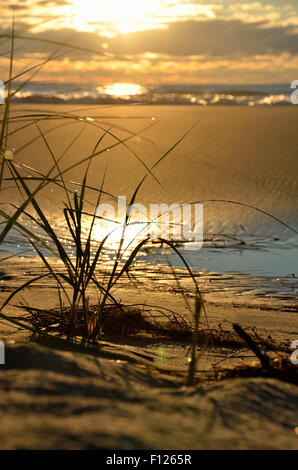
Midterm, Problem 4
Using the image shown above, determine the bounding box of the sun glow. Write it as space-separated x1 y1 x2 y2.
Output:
102 83 146 98
71 0 162 33
91 217 148 258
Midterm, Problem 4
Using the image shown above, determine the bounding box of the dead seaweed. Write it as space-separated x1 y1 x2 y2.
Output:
16 303 293 354
6 304 298 387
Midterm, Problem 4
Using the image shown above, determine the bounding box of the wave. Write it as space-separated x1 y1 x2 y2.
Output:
11 82 294 106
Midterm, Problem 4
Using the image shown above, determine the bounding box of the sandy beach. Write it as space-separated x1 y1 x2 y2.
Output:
0 105 297 450
1 0 298 453
0 267 298 450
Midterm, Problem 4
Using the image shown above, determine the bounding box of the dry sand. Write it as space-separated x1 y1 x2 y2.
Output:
0 258 297 450
0 343 297 450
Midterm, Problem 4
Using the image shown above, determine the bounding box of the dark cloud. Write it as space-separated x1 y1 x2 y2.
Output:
3 0 70 11
34 0 71 6
107 20 298 57
0 26 107 61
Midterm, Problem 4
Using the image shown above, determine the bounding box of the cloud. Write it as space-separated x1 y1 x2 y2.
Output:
1 19 297 60
0 10 297 85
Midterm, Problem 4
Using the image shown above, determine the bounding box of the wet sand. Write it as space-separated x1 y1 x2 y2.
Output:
3 104 298 236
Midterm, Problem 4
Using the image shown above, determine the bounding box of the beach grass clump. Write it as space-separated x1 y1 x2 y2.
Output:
0 180 205 345
0 22 204 347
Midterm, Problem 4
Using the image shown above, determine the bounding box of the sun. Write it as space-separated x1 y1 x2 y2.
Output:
102 83 146 97
71 0 162 33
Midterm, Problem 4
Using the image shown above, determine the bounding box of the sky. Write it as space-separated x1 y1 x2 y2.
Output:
0 0 298 85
